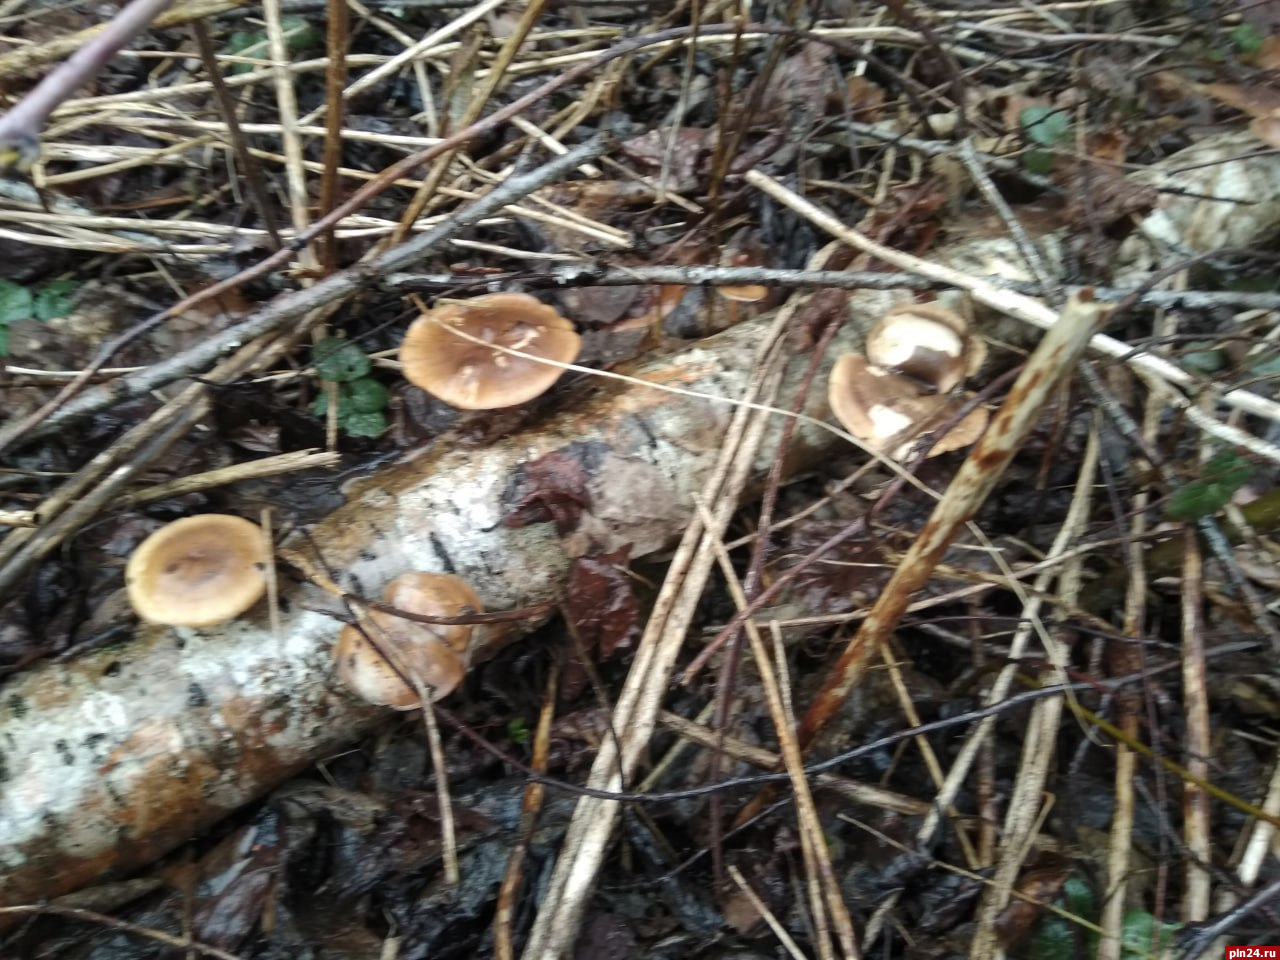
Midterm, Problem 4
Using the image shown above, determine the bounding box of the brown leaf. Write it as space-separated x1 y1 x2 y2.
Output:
1251 113 1280 149
565 546 638 661
764 41 837 128
502 445 598 534
1256 35 1280 69
619 128 713 191
1060 164 1157 237
993 856 1073 949
1204 81 1280 120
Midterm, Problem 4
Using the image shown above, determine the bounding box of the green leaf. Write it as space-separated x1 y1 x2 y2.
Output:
225 30 265 73
1117 908 1179 958
1019 106 1070 147
34 279 77 321
1018 914 1074 960
507 717 531 745
1061 876 1096 917
1232 22 1265 55
1022 148 1056 175
342 410 386 437
1016 878 1093 960
1166 450 1253 521
311 389 342 418
225 18 318 74
1246 353 1280 379
280 15 320 53
347 377 389 413
0 323 8 357
1180 342 1226 374
0 279 33 325
1017 878 1180 960
313 338 370 382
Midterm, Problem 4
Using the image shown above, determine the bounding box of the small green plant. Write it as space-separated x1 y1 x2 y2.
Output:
1019 877 1180 960
0 277 78 356
1166 448 1253 521
1018 105 1070 175
507 717 531 746
226 16 320 74
1231 22 1265 56
311 338 389 438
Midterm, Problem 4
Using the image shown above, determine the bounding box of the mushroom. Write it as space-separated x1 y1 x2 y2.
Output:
865 303 978 394
126 514 270 627
717 249 769 304
717 283 769 303
828 353 988 459
399 293 581 410
333 572 483 708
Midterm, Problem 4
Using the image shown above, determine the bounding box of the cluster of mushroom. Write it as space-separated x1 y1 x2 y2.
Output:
400 293 581 410
828 303 988 460
333 572 482 708
125 516 477 706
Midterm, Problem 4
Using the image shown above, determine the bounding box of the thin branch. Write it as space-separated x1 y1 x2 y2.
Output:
391 263 1280 312
0 0 175 169
0 135 608 452
191 19 282 248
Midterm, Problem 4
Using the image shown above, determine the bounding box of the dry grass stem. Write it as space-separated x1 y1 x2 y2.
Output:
120 450 342 508
969 428 1098 958
745 169 1280 449
5 6 1280 955
520 306 794 960
728 865 809 960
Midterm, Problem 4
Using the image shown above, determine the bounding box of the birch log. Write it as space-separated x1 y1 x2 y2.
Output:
0 295 895 909
3 129 1279 915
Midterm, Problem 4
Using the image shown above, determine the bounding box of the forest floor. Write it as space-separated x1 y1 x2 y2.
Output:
2 1 1280 958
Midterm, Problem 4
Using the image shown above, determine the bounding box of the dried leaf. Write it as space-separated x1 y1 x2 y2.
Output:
993 857 1072 949
565 546 638 661
502 445 598 534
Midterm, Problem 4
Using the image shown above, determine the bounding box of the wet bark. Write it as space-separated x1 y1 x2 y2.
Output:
0 296 895 908
3 129 1278 913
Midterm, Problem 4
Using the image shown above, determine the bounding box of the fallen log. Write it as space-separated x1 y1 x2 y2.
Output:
5 128 1279 919
0 296 893 909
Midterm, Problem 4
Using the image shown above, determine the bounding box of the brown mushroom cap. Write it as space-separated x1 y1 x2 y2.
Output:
828 353 926 446
334 624 465 709
717 283 769 303
380 571 481 656
828 353 988 459
717 249 769 303
333 572 484 708
866 309 967 394
126 514 270 627
400 293 581 410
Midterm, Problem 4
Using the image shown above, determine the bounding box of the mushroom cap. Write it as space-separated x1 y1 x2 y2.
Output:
381 571 482 656
866 308 968 394
881 302 970 337
333 572 484 708
828 353 988 459
334 624 465 709
400 293 581 410
717 284 769 303
829 353 926 445
126 514 270 627
717 248 769 302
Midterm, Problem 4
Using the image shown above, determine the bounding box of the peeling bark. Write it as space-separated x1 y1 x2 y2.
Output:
0 297 894 908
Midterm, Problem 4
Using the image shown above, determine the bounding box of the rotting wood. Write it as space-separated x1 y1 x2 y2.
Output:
3 128 1278 920
0 295 896 910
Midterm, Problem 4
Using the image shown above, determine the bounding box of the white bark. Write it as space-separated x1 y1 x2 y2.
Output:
2 128 1278 922
0 296 895 908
